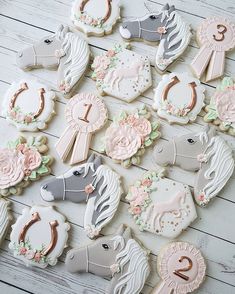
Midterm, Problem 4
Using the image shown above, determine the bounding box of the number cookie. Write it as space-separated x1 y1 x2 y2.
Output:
153 241 206 294
91 44 152 103
126 171 197 238
153 72 205 124
191 17 235 82
9 206 70 268
0 199 12 246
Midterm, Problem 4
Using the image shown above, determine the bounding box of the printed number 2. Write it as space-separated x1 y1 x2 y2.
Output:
213 24 227 42
173 256 193 281
79 104 92 123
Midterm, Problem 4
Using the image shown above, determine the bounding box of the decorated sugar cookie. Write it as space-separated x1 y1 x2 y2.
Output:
56 93 108 165
204 77 235 135
191 17 235 82
91 44 152 103
153 72 205 124
65 224 150 294
0 199 12 245
126 171 197 238
9 206 70 268
154 126 234 206
119 4 192 72
2 80 56 131
71 0 120 36
152 241 206 294
16 25 90 97
100 105 161 168
0 136 53 197
40 154 122 239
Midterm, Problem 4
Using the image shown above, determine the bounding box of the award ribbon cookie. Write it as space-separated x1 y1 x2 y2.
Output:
126 171 197 239
204 77 235 136
0 199 12 246
2 80 56 131
119 4 192 72
154 126 234 206
40 154 122 239
65 224 150 294
71 0 120 36
152 241 206 294
56 93 108 165
9 206 70 268
100 105 161 168
153 72 205 125
0 136 53 197
91 44 152 103
191 17 235 82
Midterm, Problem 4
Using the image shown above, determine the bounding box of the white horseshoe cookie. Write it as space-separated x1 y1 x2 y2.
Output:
9 206 70 268
0 199 12 246
153 72 205 125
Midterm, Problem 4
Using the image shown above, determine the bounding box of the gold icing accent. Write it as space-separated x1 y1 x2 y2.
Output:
173 255 193 281
213 24 227 42
78 103 92 123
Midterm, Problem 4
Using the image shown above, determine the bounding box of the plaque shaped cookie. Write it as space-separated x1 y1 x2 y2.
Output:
204 77 235 136
0 199 12 245
126 171 197 239
91 44 152 102
119 4 192 72
0 136 53 197
152 242 206 294
71 0 120 36
153 72 205 125
100 105 161 168
2 80 56 131
9 206 70 268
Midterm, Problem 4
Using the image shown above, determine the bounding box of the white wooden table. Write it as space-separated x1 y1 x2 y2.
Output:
0 0 235 293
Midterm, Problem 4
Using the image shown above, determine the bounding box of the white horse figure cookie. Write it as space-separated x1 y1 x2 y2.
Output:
154 126 234 206
65 224 150 294
16 25 90 97
0 199 12 246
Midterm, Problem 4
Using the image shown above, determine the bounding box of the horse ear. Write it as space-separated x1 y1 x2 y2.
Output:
94 155 102 168
168 5 175 13
56 24 69 40
87 153 95 163
115 224 126 236
123 226 132 242
207 126 216 139
162 3 170 10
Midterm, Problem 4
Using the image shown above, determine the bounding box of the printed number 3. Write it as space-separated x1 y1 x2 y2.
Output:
213 24 227 42
79 103 92 123
173 256 193 281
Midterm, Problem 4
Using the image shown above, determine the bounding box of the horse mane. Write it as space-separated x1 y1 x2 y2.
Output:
0 200 11 240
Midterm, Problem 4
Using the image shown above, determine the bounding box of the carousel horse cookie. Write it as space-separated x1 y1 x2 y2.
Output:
16 25 90 97
100 105 161 168
126 170 197 238
0 199 12 245
91 44 152 102
2 79 56 131
40 154 122 239
191 17 235 82
119 4 192 72
154 126 234 206
152 241 206 294
0 136 53 197
152 72 205 125
9 206 70 268
71 0 120 36
65 224 150 294
204 77 235 136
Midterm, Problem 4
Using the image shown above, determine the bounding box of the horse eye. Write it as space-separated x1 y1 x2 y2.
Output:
150 15 157 20
44 39 52 44
102 244 110 250
187 138 196 144
73 171 80 176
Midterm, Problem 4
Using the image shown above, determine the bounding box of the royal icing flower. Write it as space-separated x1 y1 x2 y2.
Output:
34 252 42 262
131 206 142 215
17 144 28 153
198 192 206 203
96 71 106 80
24 115 33 124
157 26 167 34
85 225 101 239
93 55 111 71
141 178 152 187
110 263 120 275
19 247 27 255
132 117 152 138
25 249 35 260
85 184 95 195
107 50 116 57
24 149 42 172
215 89 235 122
197 153 208 163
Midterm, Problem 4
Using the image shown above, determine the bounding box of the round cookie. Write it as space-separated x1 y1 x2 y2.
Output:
0 199 12 246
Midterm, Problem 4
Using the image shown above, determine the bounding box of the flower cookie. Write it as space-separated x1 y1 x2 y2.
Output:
152 241 206 294
0 136 53 197
191 17 235 82
71 0 120 36
0 199 12 245
153 72 205 124
91 44 152 103
126 171 197 238
9 206 70 268
204 77 235 136
100 105 161 168
2 80 56 131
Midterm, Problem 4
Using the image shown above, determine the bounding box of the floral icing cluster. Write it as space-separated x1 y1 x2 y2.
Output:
85 224 101 239
8 106 37 125
162 101 191 117
74 11 104 28
197 191 209 206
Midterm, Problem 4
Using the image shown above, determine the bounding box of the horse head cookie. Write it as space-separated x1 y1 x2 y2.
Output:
152 241 206 294
65 224 150 294
191 17 235 82
40 154 122 239
0 199 12 246
9 206 70 268
153 126 234 206
126 171 197 239
119 4 192 72
16 25 90 97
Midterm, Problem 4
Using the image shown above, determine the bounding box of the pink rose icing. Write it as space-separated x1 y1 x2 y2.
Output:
215 89 235 122
132 117 152 138
24 149 42 172
93 55 111 72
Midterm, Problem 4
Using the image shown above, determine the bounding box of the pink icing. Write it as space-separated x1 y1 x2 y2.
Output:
92 55 111 72
24 149 42 172
129 186 149 206
132 117 151 137
214 89 235 122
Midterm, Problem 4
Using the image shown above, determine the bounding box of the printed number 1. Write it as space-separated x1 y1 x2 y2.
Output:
213 24 227 42
173 256 193 281
79 103 92 123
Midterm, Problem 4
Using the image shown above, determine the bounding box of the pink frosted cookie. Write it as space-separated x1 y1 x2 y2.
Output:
152 241 206 294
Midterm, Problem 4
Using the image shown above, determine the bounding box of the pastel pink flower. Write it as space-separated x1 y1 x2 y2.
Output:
132 117 152 138
24 115 33 124
16 112 25 122
10 110 17 119
93 55 111 71
24 149 42 172
141 178 152 187
130 186 148 201
132 206 142 215
197 154 208 163
25 250 35 260
198 193 205 201
125 115 138 126
107 50 116 57
214 89 235 122
17 144 28 153
34 252 42 262
19 247 27 255
157 26 167 34
96 71 106 79
85 184 95 195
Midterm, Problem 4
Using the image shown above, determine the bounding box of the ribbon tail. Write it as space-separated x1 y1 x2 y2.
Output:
55 126 77 162
70 132 92 165
152 281 172 294
191 45 213 79
206 50 225 82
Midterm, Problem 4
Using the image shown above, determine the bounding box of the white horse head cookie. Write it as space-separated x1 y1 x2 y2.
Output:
126 171 197 239
16 25 90 97
154 126 234 206
65 224 150 294
0 199 12 246
9 206 70 268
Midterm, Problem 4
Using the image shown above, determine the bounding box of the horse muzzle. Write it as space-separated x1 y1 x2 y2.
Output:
16 47 35 70
40 183 55 202
153 140 175 166
119 25 131 39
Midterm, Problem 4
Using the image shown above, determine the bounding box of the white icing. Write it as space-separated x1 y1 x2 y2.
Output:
0 199 12 245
